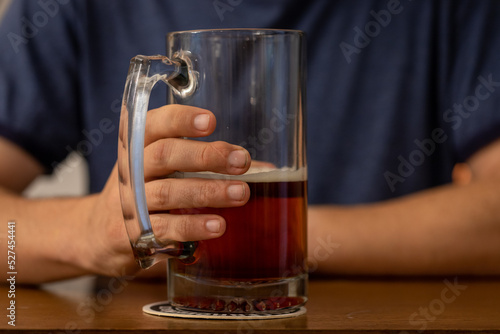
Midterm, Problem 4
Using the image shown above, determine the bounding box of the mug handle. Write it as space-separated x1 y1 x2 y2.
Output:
118 55 197 269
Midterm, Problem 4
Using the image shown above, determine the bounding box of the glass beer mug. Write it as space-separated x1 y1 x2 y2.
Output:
118 29 307 314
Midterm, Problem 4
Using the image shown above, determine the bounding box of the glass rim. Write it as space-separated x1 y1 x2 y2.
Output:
167 28 304 38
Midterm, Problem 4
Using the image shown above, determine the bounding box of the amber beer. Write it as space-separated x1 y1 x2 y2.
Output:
169 168 307 312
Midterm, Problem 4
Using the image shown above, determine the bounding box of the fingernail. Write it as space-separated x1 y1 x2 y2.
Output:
194 114 210 131
228 149 248 169
227 184 245 201
205 220 221 233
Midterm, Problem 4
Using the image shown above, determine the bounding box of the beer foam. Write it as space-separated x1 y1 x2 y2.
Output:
176 166 307 182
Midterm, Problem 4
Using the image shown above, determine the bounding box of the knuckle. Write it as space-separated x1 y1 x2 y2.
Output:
192 181 216 207
151 181 171 209
151 215 170 238
168 106 185 129
176 216 192 240
212 141 231 156
150 140 171 167
198 141 230 169
197 144 215 169
152 214 194 242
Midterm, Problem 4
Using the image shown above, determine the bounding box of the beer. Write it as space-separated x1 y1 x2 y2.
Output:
168 168 308 313
171 167 307 280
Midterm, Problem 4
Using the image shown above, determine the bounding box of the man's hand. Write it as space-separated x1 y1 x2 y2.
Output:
0 105 251 283
82 105 251 276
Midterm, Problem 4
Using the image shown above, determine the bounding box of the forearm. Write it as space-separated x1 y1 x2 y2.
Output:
309 179 500 276
0 188 97 284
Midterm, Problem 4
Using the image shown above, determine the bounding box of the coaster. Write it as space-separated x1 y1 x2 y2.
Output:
143 301 307 320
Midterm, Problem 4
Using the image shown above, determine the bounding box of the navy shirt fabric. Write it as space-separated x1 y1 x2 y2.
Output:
1 0 500 204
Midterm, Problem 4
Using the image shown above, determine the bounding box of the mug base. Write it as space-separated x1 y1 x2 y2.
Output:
167 272 308 315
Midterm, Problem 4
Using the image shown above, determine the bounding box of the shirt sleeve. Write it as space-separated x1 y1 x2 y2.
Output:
440 1 500 162
0 0 83 171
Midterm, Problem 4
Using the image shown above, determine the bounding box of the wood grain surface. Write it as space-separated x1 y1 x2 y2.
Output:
1 276 500 333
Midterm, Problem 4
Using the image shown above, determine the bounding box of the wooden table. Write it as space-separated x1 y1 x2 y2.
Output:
2 276 500 333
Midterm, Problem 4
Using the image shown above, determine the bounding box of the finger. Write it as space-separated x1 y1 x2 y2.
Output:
146 178 250 211
151 213 226 242
144 139 250 178
145 105 216 145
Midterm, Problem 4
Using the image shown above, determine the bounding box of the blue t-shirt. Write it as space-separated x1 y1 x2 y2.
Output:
1 0 500 204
